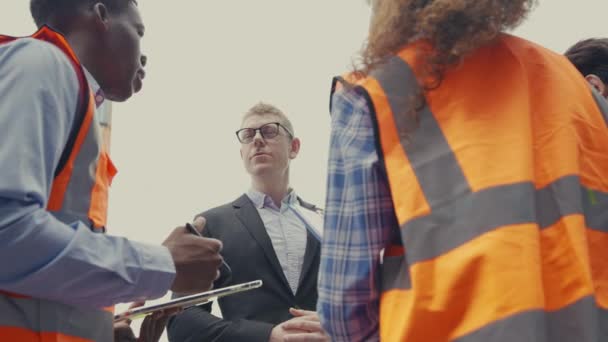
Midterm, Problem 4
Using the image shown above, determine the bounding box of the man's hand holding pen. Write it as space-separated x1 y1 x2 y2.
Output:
185 220 233 286
162 217 223 294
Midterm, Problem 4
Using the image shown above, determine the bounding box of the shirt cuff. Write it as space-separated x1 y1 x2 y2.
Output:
128 241 176 301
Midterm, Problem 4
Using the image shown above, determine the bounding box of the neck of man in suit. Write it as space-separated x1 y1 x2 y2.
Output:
251 168 290 208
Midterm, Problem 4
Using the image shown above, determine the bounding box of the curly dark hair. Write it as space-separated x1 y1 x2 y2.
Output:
357 0 537 120
30 0 137 29
565 38 608 84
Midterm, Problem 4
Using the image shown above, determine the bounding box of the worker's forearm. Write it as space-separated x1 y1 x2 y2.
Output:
0 201 175 308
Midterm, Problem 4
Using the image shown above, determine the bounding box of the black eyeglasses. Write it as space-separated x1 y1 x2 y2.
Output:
235 122 293 144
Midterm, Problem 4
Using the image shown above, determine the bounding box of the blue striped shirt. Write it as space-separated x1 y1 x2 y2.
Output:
0 37 175 309
318 87 400 341
247 189 309 294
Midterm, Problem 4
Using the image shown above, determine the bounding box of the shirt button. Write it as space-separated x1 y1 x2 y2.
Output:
95 94 104 105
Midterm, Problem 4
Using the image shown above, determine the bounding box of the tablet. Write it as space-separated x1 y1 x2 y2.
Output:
114 280 263 322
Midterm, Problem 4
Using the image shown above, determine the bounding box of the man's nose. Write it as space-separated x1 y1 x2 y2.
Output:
253 130 265 145
137 55 147 80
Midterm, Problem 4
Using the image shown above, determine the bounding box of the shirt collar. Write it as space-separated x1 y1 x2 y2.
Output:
83 67 105 108
246 188 298 209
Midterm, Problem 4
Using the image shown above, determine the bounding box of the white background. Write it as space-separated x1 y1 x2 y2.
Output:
2 1 607 341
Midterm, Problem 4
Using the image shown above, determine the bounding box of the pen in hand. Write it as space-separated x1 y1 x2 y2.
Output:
185 222 205 237
185 222 233 279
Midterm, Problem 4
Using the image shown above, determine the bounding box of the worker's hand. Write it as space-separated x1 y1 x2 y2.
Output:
162 216 223 295
113 302 180 342
114 320 137 342
136 310 173 342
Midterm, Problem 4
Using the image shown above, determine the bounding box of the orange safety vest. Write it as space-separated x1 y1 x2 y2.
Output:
333 33 608 341
0 27 117 342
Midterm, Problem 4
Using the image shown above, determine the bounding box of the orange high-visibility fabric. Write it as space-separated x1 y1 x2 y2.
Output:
339 34 608 341
0 327 93 342
88 151 117 228
47 91 95 212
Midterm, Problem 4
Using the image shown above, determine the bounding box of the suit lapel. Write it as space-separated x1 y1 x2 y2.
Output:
298 230 320 290
233 194 291 291
296 198 321 292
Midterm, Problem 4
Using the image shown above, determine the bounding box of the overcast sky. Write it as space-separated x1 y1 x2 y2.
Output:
2 1 607 340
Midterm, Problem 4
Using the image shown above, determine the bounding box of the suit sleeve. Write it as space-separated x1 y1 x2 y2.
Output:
167 212 275 342
167 304 274 342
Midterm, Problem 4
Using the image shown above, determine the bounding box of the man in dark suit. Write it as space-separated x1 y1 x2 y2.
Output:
168 103 328 342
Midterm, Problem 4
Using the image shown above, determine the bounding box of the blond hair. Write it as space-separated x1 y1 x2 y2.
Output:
242 102 295 136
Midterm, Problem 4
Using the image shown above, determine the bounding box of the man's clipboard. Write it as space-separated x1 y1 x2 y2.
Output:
114 280 263 322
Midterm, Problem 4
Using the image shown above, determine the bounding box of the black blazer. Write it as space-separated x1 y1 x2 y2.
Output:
167 194 321 342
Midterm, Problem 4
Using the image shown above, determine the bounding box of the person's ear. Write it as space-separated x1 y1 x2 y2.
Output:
91 3 111 30
585 74 606 95
289 138 301 159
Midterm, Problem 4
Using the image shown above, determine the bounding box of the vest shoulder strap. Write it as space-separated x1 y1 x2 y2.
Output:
53 62 89 178
0 27 91 179
29 28 92 179
17 27 91 179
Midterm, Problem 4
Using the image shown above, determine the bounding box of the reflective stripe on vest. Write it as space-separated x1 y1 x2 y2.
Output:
337 34 608 341
0 27 115 342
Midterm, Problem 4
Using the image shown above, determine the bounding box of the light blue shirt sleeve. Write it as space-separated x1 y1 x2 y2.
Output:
0 38 175 309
